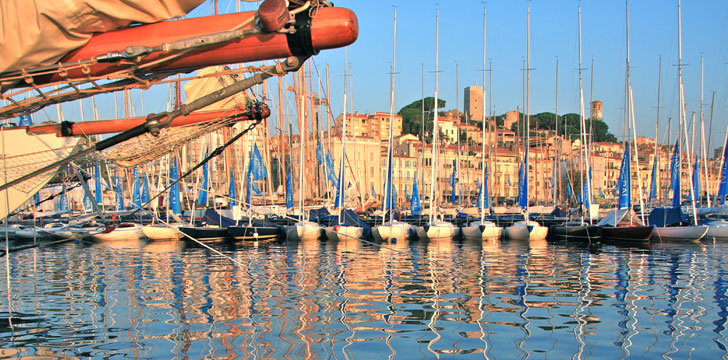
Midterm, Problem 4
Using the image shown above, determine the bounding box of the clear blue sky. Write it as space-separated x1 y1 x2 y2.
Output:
37 0 728 151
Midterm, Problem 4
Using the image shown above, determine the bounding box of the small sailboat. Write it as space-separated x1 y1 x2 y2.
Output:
549 4 600 243
415 8 458 241
650 2 707 243
650 208 707 242
285 67 323 242
228 145 281 242
599 148 653 244
461 6 502 241
504 5 547 241
323 47 364 242
371 11 416 243
601 1 653 245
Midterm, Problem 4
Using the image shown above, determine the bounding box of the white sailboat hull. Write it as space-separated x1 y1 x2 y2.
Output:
142 224 183 241
703 220 728 239
92 223 144 242
373 221 415 242
285 221 322 241
653 225 709 242
504 220 548 241
461 221 502 240
325 225 363 241
416 221 458 240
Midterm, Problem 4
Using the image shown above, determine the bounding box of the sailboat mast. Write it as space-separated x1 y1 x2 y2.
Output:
456 63 461 207
480 4 487 222
656 56 662 204
429 8 439 222
578 4 588 223
386 10 397 224
677 0 699 224
298 69 306 216
420 64 425 193
555 59 559 206
525 3 531 215
338 47 348 218
700 56 711 207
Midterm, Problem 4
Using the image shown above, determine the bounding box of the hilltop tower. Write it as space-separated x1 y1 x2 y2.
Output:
464 86 483 121
590 100 603 120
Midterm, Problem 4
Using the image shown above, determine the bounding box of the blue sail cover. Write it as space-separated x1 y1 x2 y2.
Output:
382 150 393 211
617 146 631 210
169 156 182 214
246 165 253 209
249 143 268 180
517 159 528 209
483 165 490 209
583 168 592 209
325 151 338 189
132 167 141 209
198 149 209 205
334 165 343 209
648 207 687 227
285 165 294 210
476 177 482 208
568 182 573 198
411 172 421 215
670 138 681 208
59 184 69 211
316 141 324 164
114 168 124 211
649 154 658 201
94 163 103 205
228 169 236 207
450 159 457 203
141 176 150 204
689 160 699 203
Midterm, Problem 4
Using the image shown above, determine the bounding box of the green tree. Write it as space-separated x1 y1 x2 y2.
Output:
397 97 446 137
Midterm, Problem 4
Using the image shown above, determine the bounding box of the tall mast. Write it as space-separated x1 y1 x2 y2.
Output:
298 69 306 216
626 0 647 223
338 47 348 218
525 2 531 215
655 56 662 204
481 4 487 222
386 9 397 224
554 58 559 206
456 63 461 207
489 60 494 205
429 7 440 222
677 0 698 224
578 3 588 223
420 63 425 192
700 56 711 207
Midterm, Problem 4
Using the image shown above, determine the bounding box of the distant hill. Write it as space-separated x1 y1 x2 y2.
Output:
397 98 617 143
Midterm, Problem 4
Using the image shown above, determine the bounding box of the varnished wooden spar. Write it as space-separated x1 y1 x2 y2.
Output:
26 105 270 136
31 7 358 86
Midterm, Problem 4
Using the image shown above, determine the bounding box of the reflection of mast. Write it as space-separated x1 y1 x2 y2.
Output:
515 253 531 359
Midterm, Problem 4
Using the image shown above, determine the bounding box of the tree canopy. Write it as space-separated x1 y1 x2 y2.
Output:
397 97 446 137
396 99 617 143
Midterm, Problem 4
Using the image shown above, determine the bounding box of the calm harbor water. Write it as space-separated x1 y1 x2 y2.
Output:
1 236 727 359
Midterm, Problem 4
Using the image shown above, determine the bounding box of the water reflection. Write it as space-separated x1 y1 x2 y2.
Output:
3 237 728 358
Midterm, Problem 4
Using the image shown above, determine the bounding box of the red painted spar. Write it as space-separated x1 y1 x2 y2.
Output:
34 7 358 85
